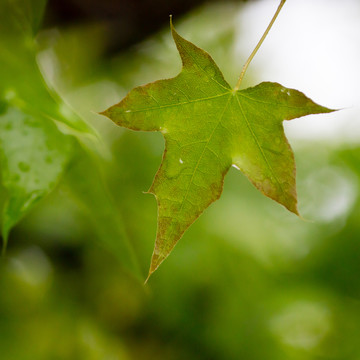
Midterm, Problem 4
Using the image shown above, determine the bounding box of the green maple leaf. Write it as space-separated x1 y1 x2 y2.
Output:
102 23 334 278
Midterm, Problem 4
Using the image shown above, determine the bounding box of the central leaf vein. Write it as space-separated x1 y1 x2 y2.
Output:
176 94 232 217
235 94 284 195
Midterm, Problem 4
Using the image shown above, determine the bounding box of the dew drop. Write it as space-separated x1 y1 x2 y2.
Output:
125 110 132 113
179 158 184 164
232 164 240 170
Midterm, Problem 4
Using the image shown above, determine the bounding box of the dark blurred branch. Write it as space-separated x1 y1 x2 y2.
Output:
45 0 248 54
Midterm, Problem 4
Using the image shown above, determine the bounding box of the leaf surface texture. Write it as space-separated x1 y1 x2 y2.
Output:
103 23 334 277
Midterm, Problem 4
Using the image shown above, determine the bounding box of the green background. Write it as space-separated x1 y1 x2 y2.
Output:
1 1 359 359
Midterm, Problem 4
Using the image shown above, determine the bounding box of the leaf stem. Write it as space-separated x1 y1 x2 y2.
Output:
234 0 287 91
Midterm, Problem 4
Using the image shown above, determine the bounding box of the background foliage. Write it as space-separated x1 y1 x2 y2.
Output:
1 0 360 359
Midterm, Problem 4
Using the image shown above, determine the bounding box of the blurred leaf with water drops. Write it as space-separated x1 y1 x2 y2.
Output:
0 107 73 250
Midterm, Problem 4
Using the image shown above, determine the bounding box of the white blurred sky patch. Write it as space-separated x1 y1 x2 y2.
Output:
234 0 360 141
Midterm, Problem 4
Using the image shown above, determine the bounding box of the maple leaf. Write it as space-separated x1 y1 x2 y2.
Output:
102 23 334 278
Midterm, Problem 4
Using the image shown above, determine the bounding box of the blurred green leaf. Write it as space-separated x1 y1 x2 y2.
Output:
103 23 334 277
0 106 73 249
0 0 47 35
0 0 97 136
65 151 143 280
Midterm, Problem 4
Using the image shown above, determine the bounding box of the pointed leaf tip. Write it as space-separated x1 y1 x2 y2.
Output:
144 255 163 284
149 250 167 276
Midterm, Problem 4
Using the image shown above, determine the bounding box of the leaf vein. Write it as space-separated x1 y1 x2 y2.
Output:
179 42 230 91
235 95 285 195
177 95 232 216
238 93 307 110
124 92 229 114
